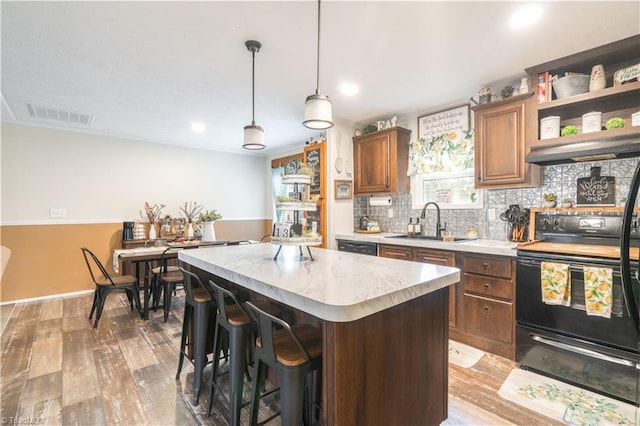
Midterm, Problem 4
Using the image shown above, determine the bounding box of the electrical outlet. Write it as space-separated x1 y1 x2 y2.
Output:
487 208 496 220
387 208 394 218
49 208 67 218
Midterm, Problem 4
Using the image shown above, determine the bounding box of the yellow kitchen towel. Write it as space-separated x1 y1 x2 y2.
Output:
541 262 571 306
583 266 613 318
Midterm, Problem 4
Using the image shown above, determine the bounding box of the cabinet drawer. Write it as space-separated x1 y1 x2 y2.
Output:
463 294 513 344
462 255 512 279
463 273 513 300
413 248 455 266
379 244 412 260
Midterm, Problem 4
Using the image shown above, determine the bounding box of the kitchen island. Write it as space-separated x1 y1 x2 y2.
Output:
179 243 460 425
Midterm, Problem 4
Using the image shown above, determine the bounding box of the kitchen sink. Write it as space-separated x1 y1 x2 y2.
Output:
385 235 473 242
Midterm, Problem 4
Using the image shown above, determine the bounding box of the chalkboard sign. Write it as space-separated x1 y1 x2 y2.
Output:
305 146 321 195
576 167 616 206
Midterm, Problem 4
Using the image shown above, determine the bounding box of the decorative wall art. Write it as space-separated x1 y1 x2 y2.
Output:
334 180 352 200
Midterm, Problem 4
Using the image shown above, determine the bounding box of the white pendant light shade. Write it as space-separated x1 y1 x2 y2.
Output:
243 40 265 150
243 124 265 150
303 94 333 130
303 0 333 130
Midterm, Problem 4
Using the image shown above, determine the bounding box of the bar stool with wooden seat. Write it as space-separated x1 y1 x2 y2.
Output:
175 267 216 405
206 280 253 426
245 301 323 426
149 247 183 322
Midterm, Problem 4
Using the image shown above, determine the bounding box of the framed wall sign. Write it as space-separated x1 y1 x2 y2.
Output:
417 104 470 140
334 180 352 200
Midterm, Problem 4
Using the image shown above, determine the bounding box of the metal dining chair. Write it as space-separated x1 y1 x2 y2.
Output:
81 247 141 328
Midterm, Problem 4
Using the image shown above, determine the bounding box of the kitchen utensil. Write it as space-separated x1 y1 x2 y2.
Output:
359 216 370 230
335 134 344 173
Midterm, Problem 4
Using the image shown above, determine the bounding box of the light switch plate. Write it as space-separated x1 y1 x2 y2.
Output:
49 208 67 218
387 209 394 218
488 208 496 220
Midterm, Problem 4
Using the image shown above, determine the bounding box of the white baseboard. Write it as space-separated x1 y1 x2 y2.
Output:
0 289 94 306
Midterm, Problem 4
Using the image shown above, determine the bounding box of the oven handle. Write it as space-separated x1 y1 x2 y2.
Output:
531 334 639 369
518 258 621 276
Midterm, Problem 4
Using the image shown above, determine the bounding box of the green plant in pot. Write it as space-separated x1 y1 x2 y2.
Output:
560 125 578 136
605 117 625 130
501 85 514 98
199 209 222 223
543 193 557 207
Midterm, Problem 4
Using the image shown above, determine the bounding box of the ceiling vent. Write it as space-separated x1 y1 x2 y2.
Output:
27 104 94 126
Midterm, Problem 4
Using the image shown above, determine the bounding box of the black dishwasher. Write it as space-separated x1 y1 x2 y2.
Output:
337 239 378 256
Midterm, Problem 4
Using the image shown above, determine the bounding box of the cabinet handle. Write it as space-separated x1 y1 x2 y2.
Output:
477 176 482 181
482 262 488 269
483 305 490 312
483 283 490 289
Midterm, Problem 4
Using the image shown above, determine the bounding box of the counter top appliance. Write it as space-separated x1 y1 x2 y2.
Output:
516 206 640 405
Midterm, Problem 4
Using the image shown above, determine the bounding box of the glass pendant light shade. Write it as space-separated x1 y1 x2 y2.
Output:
303 93 333 130
243 124 264 150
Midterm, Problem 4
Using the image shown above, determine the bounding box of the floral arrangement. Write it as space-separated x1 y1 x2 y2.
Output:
179 201 203 223
408 129 474 176
144 202 165 224
198 209 222 222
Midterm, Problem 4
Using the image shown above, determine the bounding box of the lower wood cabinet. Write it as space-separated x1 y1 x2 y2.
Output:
379 244 516 360
452 253 515 360
379 245 457 328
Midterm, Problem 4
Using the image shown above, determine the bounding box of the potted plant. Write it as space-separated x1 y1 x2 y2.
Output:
561 198 573 208
560 125 578 136
543 193 557 208
198 209 223 241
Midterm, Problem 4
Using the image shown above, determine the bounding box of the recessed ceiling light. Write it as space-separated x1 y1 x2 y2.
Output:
191 122 205 132
339 82 359 97
509 5 543 28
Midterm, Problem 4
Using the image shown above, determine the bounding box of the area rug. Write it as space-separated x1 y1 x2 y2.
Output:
448 339 484 368
498 368 637 425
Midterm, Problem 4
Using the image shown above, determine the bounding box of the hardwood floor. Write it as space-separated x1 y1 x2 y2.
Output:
1 291 560 425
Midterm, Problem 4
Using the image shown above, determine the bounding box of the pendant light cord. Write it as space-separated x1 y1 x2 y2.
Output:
315 0 321 95
251 48 256 125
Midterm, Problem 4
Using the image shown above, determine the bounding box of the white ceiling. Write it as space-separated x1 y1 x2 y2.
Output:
2 1 639 156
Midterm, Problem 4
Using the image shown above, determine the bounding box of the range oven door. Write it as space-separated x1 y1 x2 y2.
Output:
516 251 638 352
516 324 639 405
516 250 640 405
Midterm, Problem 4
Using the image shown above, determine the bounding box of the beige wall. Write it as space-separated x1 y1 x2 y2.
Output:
1 123 275 302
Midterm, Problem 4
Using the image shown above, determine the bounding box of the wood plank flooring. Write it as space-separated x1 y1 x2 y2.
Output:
1 291 561 425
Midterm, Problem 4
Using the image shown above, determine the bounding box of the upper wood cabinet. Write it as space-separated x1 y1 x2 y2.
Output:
353 127 411 195
473 93 541 189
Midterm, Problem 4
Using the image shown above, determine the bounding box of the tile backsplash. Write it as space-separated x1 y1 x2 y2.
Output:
353 158 639 240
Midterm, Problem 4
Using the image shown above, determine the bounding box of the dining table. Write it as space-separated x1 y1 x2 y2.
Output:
113 239 252 319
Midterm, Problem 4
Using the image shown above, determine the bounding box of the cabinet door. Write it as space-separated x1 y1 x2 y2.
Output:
413 248 458 327
354 132 390 194
378 244 411 260
463 294 513 345
474 94 539 189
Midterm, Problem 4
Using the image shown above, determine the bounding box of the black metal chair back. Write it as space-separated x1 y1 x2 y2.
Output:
81 247 115 286
244 301 313 366
178 266 211 303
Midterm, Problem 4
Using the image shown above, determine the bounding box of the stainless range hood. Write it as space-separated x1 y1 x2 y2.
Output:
526 139 640 166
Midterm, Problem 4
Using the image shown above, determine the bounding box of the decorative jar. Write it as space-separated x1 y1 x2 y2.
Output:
582 111 602 133
540 116 560 139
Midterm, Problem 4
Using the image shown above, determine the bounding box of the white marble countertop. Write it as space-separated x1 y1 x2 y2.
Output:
335 233 518 257
179 243 459 322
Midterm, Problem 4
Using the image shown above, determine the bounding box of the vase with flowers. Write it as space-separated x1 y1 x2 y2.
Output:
179 201 203 239
198 210 223 241
143 202 165 239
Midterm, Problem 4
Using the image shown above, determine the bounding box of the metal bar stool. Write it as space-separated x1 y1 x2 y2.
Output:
206 280 253 425
175 267 216 405
245 301 323 426
149 248 183 322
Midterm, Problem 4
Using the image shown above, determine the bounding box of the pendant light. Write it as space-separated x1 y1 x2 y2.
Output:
303 0 333 130
243 40 265 150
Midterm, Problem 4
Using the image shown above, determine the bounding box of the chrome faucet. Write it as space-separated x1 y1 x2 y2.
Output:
420 202 446 238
